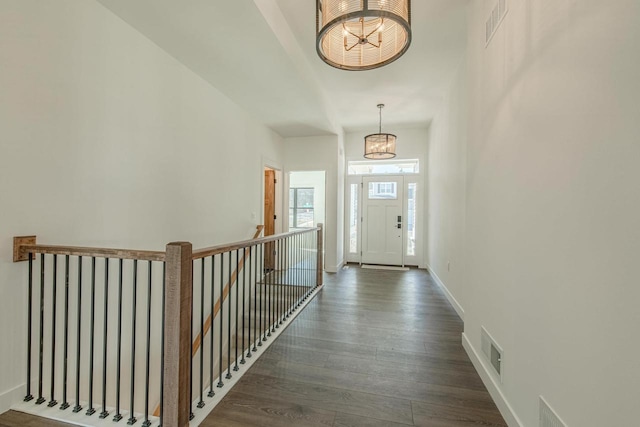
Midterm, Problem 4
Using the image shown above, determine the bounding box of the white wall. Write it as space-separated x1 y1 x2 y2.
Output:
427 59 468 319
429 1 640 426
283 136 341 272
0 0 283 412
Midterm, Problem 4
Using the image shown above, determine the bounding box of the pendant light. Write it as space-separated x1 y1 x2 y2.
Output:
316 0 412 71
364 104 396 159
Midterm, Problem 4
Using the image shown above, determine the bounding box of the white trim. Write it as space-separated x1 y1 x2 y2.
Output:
0 383 25 414
462 333 524 427
12 286 324 427
361 265 409 271
325 264 339 273
426 264 464 321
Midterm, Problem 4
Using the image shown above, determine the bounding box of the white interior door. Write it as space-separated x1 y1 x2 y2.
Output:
361 176 404 266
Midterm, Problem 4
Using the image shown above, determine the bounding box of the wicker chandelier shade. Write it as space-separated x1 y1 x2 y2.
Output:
364 104 396 159
316 0 412 71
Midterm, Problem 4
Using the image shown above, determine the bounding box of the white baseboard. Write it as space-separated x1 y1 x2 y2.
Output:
326 262 343 273
0 383 24 415
462 333 524 427
426 264 465 321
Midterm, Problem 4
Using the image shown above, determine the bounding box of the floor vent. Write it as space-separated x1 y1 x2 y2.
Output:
485 0 508 46
540 396 567 427
480 327 503 381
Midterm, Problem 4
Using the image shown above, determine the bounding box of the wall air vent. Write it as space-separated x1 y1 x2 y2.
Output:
539 396 567 427
486 0 508 46
481 326 503 381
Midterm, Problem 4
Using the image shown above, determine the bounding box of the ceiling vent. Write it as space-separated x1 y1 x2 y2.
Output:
539 396 567 427
481 326 503 381
485 0 508 46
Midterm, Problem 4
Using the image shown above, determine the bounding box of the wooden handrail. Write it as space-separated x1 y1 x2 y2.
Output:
12 225 316 264
13 236 165 262
192 226 319 260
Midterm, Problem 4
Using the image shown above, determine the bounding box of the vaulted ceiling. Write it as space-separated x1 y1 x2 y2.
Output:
96 0 469 137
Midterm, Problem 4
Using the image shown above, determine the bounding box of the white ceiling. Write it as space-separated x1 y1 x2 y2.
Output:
96 0 469 137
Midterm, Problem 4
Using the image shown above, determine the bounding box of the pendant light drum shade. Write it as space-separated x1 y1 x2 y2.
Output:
364 104 396 159
316 0 412 71
364 133 397 159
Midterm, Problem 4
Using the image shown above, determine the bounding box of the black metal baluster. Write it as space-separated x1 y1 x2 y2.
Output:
313 230 318 291
308 232 312 289
208 255 215 398
73 256 83 413
271 242 276 334
60 255 70 410
298 233 302 304
294 234 298 306
99 258 109 419
233 249 239 372
252 244 259 351
258 243 264 346
86 257 96 415
264 245 268 342
286 237 290 317
265 242 275 337
25 252 34 402
127 259 138 425
36 254 45 405
142 261 153 427
276 240 281 328
159 263 166 427
189 260 194 421
49 254 58 407
217 253 224 388
226 252 232 380
197 259 205 409
113 259 124 422
240 248 246 365
248 245 254 356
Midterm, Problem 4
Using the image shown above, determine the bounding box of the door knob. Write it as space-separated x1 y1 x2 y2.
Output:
397 224 402 229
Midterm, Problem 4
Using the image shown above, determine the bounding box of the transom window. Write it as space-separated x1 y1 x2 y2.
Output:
348 159 419 175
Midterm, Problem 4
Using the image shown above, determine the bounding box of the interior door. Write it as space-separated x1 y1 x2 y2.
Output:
264 169 275 270
361 176 404 266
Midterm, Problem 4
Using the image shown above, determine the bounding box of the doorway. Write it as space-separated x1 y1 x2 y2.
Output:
264 167 281 270
288 171 326 267
361 176 404 265
346 173 420 267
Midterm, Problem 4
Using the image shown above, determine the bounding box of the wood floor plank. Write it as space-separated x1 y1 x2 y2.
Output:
261 342 332 367
0 410 73 427
232 372 414 424
333 411 413 427
199 390 336 427
250 357 501 412
325 354 486 391
411 401 508 427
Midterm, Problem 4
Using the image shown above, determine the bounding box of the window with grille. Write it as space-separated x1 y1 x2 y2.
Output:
289 188 315 228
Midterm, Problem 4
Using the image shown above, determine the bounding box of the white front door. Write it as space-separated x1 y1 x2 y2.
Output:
361 176 404 266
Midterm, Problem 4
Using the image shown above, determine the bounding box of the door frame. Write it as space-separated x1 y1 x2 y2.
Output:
262 158 283 270
345 174 423 266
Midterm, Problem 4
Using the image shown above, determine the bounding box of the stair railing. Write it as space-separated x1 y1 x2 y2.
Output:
12 224 323 427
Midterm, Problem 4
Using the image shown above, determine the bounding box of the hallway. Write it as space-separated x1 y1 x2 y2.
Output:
0 267 506 427
202 267 506 426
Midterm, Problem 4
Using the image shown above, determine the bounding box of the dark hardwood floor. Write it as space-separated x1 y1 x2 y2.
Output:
0 266 506 427
201 266 506 427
